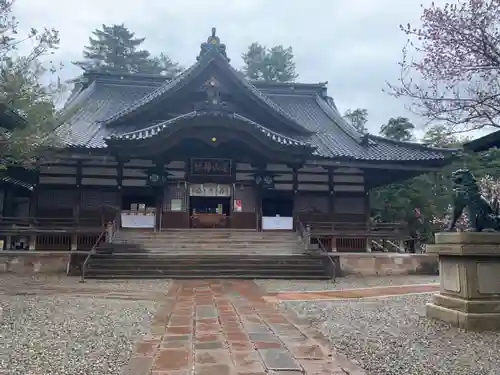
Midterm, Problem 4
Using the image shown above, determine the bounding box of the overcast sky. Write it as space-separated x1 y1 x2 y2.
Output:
13 0 448 134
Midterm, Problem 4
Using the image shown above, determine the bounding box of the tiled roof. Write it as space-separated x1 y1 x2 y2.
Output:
1 176 33 190
463 129 500 152
56 71 456 162
98 53 311 135
107 110 314 151
0 103 27 130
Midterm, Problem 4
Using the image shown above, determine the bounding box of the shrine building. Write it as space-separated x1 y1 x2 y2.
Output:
3 29 456 253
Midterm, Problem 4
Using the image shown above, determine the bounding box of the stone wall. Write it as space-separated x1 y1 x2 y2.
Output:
0 251 71 275
336 253 438 276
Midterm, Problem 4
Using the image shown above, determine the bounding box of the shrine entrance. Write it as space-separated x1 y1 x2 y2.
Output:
188 183 232 228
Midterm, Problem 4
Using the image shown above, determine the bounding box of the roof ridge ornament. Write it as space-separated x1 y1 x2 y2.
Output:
194 77 230 112
197 27 230 62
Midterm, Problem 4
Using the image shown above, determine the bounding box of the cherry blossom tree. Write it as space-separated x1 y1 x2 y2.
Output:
387 0 500 133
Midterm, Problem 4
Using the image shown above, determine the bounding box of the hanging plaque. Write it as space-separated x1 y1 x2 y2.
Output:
191 158 232 176
189 183 231 197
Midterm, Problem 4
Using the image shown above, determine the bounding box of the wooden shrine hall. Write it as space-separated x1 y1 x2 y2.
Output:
0 29 456 253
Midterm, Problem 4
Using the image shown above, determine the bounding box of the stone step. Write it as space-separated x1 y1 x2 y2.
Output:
114 241 301 247
114 236 300 242
91 253 318 260
114 237 301 241
116 246 303 252
89 263 324 270
115 231 298 237
84 274 329 280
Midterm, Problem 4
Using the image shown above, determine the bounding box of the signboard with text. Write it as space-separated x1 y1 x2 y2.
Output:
190 158 232 177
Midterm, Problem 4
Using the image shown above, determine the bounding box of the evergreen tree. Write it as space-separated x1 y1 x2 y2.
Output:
242 43 298 82
73 24 151 73
343 108 368 134
380 117 415 141
0 0 63 167
143 53 183 77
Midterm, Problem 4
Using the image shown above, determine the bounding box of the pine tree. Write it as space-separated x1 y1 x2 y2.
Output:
142 53 183 77
242 43 298 82
343 108 368 134
380 117 415 141
73 23 151 73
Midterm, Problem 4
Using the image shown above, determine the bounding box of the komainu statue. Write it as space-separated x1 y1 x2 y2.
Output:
447 169 500 232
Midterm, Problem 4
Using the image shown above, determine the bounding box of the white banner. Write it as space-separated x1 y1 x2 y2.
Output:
189 184 231 197
262 216 294 230
121 214 155 228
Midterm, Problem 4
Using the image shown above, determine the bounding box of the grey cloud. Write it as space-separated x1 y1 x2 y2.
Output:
13 0 445 134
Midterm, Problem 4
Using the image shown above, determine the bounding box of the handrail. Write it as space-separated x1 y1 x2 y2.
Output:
79 228 106 283
295 220 310 252
371 240 386 252
385 240 405 253
311 229 336 282
80 215 119 283
297 219 336 281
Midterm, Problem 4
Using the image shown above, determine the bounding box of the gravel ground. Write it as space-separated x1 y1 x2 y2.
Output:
0 275 172 292
255 275 439 293
0 281 163 375
280 293 500 375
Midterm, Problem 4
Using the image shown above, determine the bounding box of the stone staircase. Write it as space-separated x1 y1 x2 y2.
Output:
84 229 330 279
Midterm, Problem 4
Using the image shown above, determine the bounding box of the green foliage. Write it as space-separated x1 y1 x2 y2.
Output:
143 53 183 77
74 23 182 76
380 117 415 141
343 108 368 134
0 0 63 167
242 43 298 82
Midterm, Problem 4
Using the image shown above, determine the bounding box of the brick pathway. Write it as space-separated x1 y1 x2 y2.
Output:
264 283 440 302
122 280 366 375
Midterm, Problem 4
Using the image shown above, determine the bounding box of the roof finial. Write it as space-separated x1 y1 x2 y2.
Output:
197 27 230 62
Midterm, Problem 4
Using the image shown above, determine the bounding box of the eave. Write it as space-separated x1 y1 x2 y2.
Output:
105 110 316 154
463 129 500 152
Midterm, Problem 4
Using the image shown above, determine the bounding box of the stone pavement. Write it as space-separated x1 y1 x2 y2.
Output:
264 283 440 302
122 280 366 375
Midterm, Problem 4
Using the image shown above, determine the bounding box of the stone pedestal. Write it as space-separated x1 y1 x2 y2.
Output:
426 232 500 331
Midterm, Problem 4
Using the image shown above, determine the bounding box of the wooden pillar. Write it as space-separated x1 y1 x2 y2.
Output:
71 161 83 252
4 188 13 250
365 185 371 252
292 166 299 228
116 159 124 229
328 168 337 252
28 166 40 251
28 165 40 217
256 185 262 232
327 168 335 218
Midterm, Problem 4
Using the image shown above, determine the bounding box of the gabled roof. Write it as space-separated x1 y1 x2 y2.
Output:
0 103 27 130
56 29 456 164
463 129 500 152
97 49 312 135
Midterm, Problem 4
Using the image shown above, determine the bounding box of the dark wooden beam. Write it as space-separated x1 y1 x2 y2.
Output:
307 160 450 172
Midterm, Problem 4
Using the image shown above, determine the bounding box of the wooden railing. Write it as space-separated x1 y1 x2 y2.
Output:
0 217 103 231
298 220 411 252
0 213 118 251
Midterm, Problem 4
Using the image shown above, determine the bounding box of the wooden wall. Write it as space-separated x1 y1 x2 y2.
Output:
35 156 369 229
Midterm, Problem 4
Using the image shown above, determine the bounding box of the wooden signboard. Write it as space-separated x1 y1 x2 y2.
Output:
191 158 232 177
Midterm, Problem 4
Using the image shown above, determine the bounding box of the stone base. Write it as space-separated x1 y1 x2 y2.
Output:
425 232 500 330
426 299 500 331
